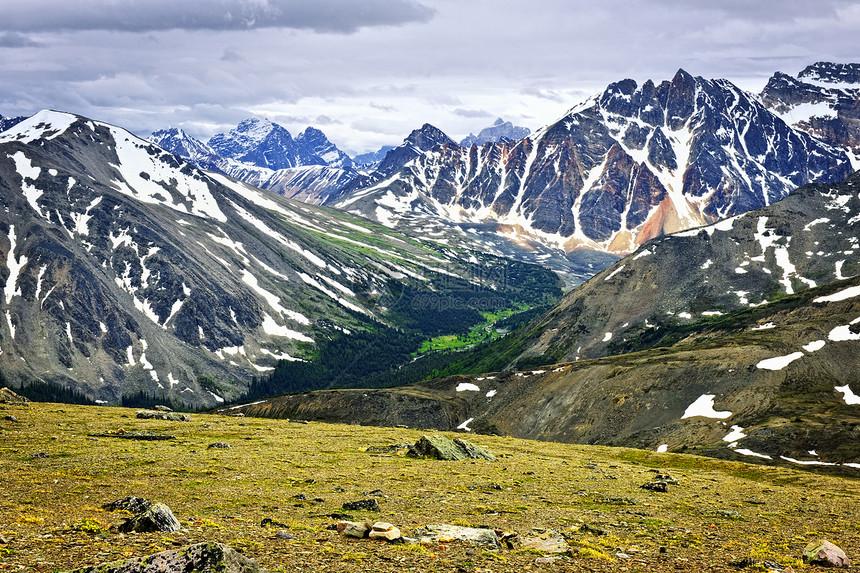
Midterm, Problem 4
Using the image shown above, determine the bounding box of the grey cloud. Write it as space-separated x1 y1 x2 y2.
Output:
2 0 435 34
370 102 397 112
0 32 41 48
314 115 341 126
521 87 565 103
453 108 492 119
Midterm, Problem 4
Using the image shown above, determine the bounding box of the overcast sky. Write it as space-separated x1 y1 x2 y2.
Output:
1 0 858 155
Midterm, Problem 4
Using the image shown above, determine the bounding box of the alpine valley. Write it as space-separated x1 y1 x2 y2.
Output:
0 111 562 408
2 62 860 469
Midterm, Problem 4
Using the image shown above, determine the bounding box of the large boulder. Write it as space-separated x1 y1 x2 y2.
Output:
136 410 190 422
116 502 181 533
408 435 496 461
412 524 502 550
61 542 260 573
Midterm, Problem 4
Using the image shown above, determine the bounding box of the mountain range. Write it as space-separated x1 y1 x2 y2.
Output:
0 110 561 407
336 68 854 261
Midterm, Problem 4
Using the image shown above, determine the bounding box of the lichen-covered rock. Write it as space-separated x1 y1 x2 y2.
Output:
103 496 152 515
136 410 190 422
409 435 469 460
803 539 851 568
453 438 497 461
517 529 569 553
117 502 180 533
61 541 259 573
413 524 502 550
408 435 497 461
342 499 380 512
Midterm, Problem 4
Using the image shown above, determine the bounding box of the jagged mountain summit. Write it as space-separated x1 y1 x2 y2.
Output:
460 117 531 146
295 127 354 170
353 145 395 169
335 69 852 257
1 110 557 407
148 127 224 173
207 118 325 170
149 122 359 205
232 170 860 468
761 61 860 168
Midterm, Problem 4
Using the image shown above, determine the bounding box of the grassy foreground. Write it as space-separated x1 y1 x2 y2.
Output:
1 402 858 572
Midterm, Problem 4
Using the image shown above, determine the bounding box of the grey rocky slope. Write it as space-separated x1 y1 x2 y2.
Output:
231 171 860 467
0 110 555 407
761 61 860 168
334 69 852 258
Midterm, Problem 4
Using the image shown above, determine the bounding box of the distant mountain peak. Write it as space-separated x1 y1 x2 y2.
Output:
460 118 530 147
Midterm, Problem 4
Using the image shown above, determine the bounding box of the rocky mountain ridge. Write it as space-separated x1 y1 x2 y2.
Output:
335 69 852 258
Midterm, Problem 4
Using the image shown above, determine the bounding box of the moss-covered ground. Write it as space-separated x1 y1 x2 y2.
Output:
1 402 858 572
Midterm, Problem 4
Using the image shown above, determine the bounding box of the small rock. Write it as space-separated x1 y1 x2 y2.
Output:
535 556 559 564
154 405 173 412
59 541 259 573
803 539 850 568
260 518 289 528
0 534 7 543
207 442 231 449
368 522 402 541
363 489 385 497
342 499 380 512
117 502 181 533
275 532 295 540
337 520 371 539
640 481 668 493
4 415 18 422
580 523 605 536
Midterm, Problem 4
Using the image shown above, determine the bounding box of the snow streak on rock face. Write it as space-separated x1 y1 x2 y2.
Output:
337 69 852 256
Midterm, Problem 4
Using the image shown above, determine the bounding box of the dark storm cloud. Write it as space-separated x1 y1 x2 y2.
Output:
1 0 435 34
